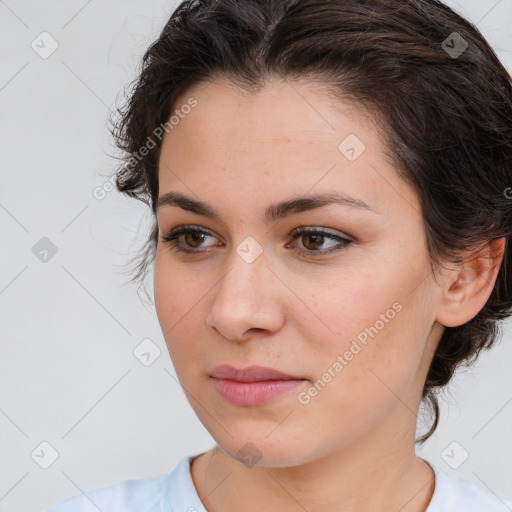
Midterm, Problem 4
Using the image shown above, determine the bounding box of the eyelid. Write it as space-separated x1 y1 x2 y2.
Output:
160 222 353 239
161 224 354 256
290 225 353 240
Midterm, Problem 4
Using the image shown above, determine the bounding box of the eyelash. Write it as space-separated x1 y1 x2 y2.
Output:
161 225 353 257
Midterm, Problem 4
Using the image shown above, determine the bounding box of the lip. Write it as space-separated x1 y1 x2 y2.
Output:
209 364 304 382
209 365 306 406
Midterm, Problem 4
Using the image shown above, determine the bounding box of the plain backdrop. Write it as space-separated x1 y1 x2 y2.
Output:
0 1 511 511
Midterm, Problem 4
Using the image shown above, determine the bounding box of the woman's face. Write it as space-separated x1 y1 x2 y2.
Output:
154 76 445 467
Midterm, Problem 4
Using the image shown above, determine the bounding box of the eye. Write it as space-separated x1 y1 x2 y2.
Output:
160 225 353 257
287 226 353 256
161 225 219 254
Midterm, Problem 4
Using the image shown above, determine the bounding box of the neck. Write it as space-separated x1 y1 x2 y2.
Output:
191 420 436 512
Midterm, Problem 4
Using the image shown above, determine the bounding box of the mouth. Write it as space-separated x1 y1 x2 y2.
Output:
209 364 307 406
209 364 305 382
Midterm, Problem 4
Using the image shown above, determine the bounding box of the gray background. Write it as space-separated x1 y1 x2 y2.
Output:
0 1 511 511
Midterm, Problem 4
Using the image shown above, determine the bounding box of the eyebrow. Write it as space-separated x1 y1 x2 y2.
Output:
155 190 379 223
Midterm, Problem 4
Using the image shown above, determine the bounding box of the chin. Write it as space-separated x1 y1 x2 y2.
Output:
214 434 313 469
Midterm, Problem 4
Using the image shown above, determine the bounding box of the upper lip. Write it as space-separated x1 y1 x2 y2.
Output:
209 365 304 382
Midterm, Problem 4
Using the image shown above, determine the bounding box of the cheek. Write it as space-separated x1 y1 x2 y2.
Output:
154 250 199 326
153 254 175 332
154 253 201 357
295 261 427 393
292 266 392 352
295 304 424 447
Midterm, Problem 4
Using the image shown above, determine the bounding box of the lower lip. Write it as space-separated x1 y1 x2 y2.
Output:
210 377 305 406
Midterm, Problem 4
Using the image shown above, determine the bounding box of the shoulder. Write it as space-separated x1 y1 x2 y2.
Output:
427 463 512 512
41 457 194 512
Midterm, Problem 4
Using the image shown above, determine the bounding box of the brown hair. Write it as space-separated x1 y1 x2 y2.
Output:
108 0 512 443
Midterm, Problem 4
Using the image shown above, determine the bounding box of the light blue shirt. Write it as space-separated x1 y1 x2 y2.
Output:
42 455 512 511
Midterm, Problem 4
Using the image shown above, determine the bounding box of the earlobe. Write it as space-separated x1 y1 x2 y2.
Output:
435 238 506 328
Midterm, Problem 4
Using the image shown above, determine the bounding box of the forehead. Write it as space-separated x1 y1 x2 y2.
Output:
157 75 416 222
165 75 376 151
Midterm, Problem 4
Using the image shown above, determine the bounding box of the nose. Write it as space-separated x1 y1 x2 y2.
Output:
206 249 286 342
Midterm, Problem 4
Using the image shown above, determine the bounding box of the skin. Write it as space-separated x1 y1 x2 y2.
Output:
153 75 505 512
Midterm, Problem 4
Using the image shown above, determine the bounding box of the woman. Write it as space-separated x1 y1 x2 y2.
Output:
44 0 512 510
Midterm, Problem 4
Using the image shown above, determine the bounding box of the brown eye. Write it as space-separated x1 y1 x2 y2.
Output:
161 225 220 253
183 231 208 248
299 232 326 251
161 225 353 257
288 227 353 256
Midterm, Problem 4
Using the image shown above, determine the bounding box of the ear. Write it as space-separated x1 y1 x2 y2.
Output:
435 238 506 328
